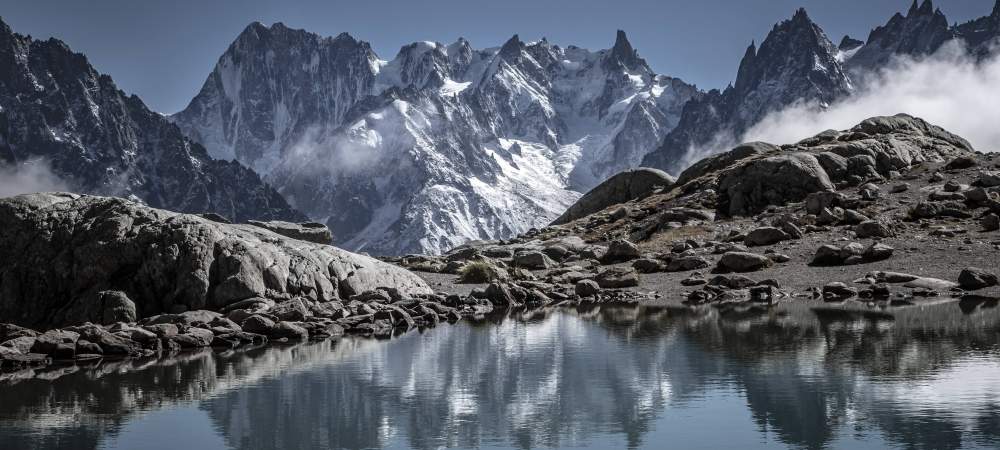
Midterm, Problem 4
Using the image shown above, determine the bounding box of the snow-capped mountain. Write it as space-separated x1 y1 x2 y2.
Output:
642 1 1000 175
642 9 853 174
173 24 699 255
0 18 304 222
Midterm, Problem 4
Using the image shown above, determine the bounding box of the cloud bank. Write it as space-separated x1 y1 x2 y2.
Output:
0 160 72 198
742 41 1000 153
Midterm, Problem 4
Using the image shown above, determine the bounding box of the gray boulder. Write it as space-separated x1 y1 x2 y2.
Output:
854 221 893 238
601 239 641 263
595 267 640 288
552 168 675 225
574 279 601 297
247 220 334 244
717 252 773 273
0 193 431 329
514 251 557 270
958 267 998 290
744 227 790 246
718 152 835 216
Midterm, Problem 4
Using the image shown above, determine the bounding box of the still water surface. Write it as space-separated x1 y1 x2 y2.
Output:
2 302 1000 449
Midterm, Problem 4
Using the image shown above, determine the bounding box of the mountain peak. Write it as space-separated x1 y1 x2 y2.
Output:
0 16 13 37
838 35 864 51
498 34 523 57
907 0 935 16
612 29 632 55
918 0 934 15
791 8 812 24
605 29 649 71
994 0 1000 18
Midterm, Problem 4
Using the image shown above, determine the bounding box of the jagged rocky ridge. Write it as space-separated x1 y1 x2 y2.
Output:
172 25 700 255
400 114 998 309
642 1 1000 175
0 18 304 222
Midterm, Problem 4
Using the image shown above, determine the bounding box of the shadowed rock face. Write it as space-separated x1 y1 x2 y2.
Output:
0 18 304 223
552 168 676 225
0 193 431 329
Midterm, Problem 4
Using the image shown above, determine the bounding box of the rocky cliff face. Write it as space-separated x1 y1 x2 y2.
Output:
642 9 853 174
173 25 699 255
0 18 304 222
847 0 954 72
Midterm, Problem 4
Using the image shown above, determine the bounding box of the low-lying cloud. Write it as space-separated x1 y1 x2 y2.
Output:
0 159 72 198
742 40 1000 152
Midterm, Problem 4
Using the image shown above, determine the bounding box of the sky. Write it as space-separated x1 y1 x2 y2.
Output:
0 0 993 114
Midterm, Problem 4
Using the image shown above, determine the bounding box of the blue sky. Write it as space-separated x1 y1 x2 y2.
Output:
1 0 993 113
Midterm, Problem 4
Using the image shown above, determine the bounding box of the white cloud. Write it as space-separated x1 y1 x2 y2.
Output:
0 159 72 198
742 40 1000 153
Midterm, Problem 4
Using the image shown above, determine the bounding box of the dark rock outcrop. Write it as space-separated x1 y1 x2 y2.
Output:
0 193 431 329
553 168 676 225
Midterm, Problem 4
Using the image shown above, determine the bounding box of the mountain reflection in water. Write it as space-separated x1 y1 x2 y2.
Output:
2 300 1000 450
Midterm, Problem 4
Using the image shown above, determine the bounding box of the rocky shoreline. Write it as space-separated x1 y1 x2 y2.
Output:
2 114 999 379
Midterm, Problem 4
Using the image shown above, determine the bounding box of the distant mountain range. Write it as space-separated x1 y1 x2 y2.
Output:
1 0 997 255
171 25 699 255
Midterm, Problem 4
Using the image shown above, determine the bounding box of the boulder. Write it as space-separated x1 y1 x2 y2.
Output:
1 336 37 354
945 156 978 170
270 322 309 340
958 267 998 290
974 171 1000 187
552 168 676 225
271 299 312 322
595 268 640 288
812 245 845 266
854 221 893 239
485 282 520 307
514 251 557 270
744 227 790 246
823 282 857 301
241 315 277 335
574 280 601 297
717 252 773 273
30 330 79 355
0 193 431 329
69 324 142 356
601 239 641 263
718 153 836 216
246 220 334 244
632 258 666 273
983 214 1000 231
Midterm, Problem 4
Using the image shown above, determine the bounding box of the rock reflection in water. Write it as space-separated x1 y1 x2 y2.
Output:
1 301 999 450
